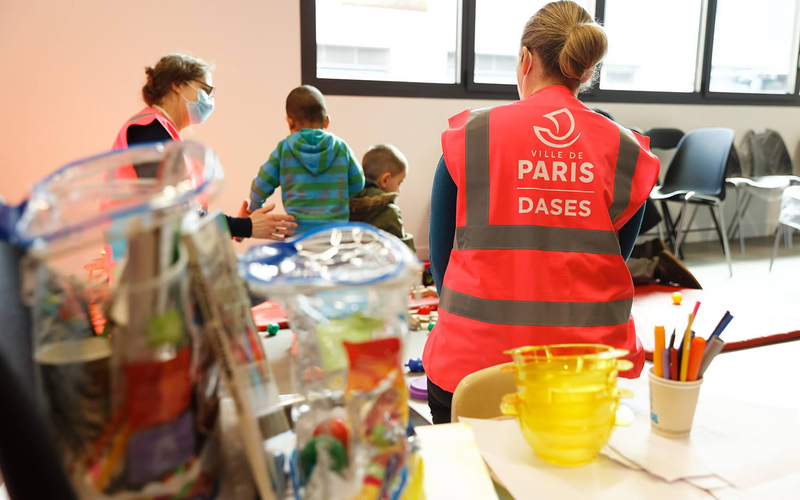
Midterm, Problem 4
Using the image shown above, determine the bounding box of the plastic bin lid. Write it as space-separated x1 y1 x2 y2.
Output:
242 223 420 292
14 141 221 247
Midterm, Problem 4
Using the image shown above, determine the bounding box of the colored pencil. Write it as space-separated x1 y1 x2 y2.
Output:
680 313 694 381
687 336 706 381
654 326 666 378
697 337 725 379
712 315 734 338
708 311 731 342
661 348 670 379
669 348 679 381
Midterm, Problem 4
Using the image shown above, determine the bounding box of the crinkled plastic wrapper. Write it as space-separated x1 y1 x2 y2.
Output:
243 224 424 500
17 142 225 499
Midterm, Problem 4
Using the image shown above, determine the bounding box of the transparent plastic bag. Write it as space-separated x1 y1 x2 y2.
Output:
16 142 225 499
242 224 421 500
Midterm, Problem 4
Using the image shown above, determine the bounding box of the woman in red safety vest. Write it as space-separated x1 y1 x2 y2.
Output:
112 53 296 240
423 1 660 423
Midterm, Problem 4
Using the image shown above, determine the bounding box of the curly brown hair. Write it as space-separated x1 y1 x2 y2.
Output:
142 53 213 106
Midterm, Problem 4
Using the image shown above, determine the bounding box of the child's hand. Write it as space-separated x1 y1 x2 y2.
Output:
237 199 254 218
249 203 297 240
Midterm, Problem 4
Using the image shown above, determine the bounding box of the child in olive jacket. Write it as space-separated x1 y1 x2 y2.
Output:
349 144 415 252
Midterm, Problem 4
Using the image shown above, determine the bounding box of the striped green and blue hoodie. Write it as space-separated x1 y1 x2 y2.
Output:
249 129 365 234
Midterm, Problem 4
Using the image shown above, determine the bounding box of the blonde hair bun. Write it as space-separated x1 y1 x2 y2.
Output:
558 22 608 81
520 1 608 84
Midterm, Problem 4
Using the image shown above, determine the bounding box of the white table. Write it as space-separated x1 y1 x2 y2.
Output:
2 333 795 500
258 329 800 498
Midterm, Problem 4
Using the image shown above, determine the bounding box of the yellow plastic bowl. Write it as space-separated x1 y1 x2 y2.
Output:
500 344 633 466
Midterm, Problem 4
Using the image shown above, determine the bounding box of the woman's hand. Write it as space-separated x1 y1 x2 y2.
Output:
236 200 297 240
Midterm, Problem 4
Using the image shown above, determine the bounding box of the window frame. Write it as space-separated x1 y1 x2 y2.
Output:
300 0 800 105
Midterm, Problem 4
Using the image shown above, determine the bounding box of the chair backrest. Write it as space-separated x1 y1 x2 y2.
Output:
660 128 735 200
450 362 516 422
645 128 685 150
739 129 794 177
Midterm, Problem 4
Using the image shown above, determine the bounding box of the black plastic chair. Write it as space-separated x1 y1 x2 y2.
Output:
644 128 686 240
645 128 685 150
650 128 736 276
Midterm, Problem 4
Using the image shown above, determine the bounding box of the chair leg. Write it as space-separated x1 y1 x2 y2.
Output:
785 225 792 249
712 203 733 277
735 185 745 254
728 191 753 239
770 225 783 272
708 206 727 254
673 198 691 256
727 186 739 239
685 204 700 234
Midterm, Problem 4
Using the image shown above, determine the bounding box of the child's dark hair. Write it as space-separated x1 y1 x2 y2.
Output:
142 53 212 106
362 144 408 182
286 85 327 126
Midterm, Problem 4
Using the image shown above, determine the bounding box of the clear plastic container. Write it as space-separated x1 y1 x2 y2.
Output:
242 224 420 500
16 141 225 499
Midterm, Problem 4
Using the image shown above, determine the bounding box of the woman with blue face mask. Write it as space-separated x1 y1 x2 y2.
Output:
112 53 296 240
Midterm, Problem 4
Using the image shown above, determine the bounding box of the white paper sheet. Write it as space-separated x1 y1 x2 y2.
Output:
685 475 731 490
462 417 710 500
607 391 800 490
710 471 800 500
415 423 499 500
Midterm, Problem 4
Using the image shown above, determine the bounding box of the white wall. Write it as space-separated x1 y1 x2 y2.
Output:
1 0 796 257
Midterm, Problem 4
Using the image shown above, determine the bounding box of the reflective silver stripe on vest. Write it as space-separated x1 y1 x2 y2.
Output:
440 286 632 327
464 109 491 227
455 225 621 254
608 127 641 222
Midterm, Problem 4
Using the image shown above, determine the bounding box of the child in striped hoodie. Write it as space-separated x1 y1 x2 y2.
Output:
249 85 365 235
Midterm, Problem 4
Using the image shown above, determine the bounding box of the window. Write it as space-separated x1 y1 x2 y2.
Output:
709 0 800 94
472 0 595 85
600 0 703 92
317 45 391 79
313 0 459 84
301 0 800 104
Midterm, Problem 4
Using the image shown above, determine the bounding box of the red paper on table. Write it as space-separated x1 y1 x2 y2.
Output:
635 284 800 359
408 295 439 311
251 301 289 331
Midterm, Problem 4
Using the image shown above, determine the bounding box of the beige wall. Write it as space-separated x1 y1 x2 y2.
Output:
1 0 796 256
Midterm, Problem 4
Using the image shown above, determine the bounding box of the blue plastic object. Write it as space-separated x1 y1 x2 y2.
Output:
405 358 424 373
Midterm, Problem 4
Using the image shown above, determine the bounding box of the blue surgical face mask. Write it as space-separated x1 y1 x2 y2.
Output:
181 83 215 125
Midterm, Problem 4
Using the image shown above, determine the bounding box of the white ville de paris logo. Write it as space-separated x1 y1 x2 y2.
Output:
533 108 581 148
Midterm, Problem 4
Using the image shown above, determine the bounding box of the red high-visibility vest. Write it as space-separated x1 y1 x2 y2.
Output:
423 85 660 392
109 107 181 179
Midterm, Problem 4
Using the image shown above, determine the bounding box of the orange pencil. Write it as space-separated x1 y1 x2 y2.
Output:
669 348 678 381
687 337 706 381
654 326 666 379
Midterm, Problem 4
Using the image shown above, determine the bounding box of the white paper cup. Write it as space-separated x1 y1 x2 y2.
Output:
648 367 703 439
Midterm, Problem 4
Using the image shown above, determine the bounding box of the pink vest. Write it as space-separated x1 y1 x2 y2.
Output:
423 86 660 392
109 107 181 180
